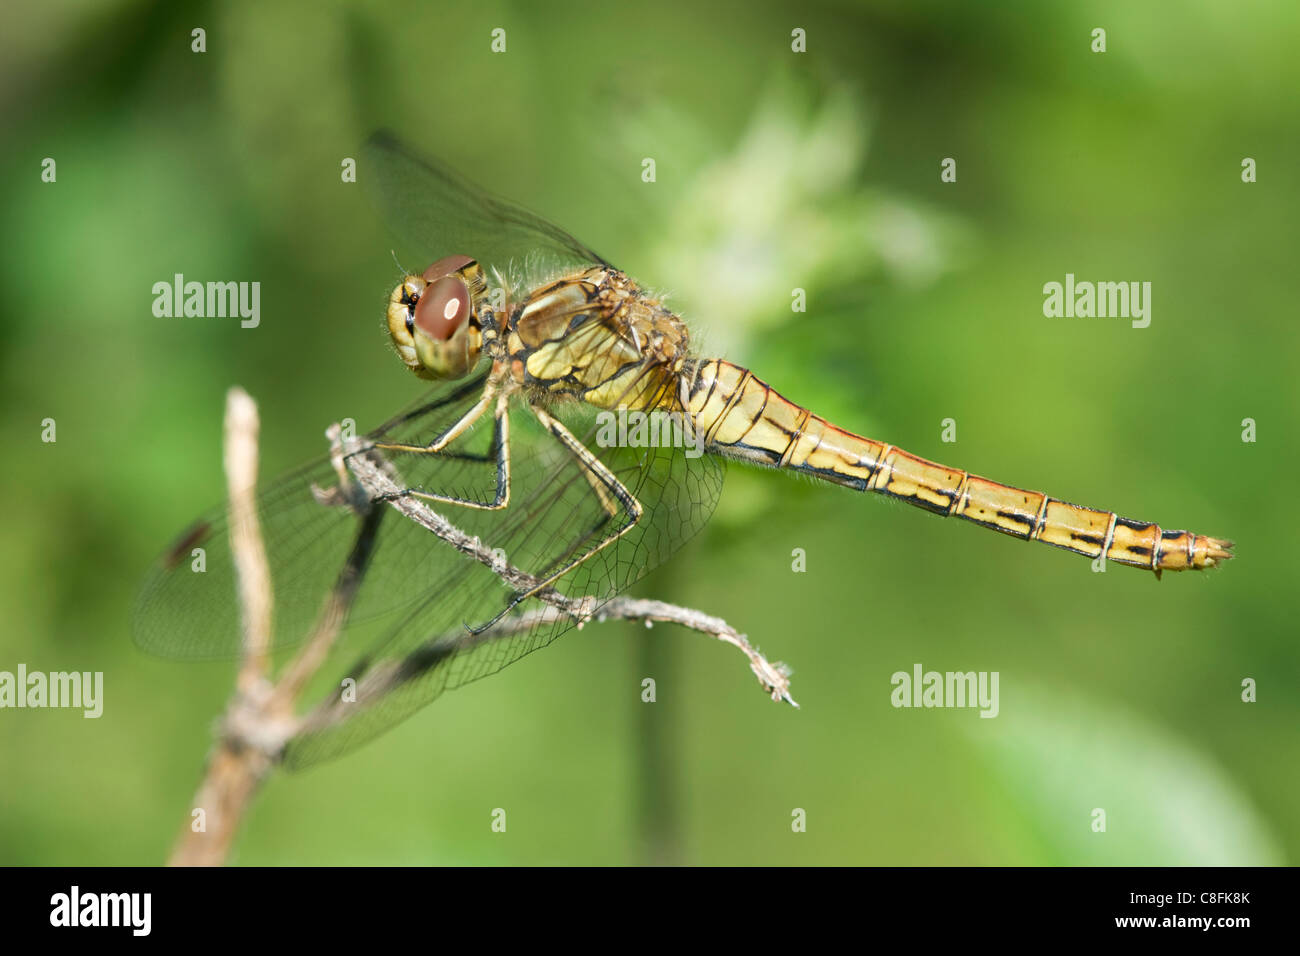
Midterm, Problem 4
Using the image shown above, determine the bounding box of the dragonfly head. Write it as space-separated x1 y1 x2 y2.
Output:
387 255 487 380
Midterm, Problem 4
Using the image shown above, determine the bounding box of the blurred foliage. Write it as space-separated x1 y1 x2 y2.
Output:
0 0 1296 865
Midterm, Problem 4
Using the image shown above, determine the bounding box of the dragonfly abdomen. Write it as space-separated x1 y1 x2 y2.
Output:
686 359 1233 574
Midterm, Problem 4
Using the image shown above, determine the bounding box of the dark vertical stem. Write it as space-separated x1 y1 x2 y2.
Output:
633 570 683 866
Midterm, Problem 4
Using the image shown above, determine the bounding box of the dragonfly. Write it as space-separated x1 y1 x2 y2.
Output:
134 132 1234 769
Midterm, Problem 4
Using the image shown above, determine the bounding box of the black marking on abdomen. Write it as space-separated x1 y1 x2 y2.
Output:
881 489 955 516
792 461 869 491
714 439 782 466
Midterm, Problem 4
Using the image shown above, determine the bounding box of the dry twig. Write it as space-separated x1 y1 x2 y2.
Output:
167 390 795 865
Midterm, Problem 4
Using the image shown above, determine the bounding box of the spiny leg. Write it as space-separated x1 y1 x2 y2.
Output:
373 364 505 456
563 363 676 518
369 375 500 464
379 389 512 512
363 365 514 511
559 362 681 557
574 443 622 518
465 402 643 635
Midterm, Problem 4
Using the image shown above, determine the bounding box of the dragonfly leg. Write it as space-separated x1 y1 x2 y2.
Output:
464 402 643 635
381 388 512 512
361 374 499 464
573 448 622 518
373 368 503 456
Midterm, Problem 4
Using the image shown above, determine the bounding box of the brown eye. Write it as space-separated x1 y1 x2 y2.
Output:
414 275 471 341
423 254 475 282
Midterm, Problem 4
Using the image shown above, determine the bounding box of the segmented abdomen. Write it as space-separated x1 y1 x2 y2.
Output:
685 360 1233 574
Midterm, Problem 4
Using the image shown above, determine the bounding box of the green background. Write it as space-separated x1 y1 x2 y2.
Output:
1 0 1295 865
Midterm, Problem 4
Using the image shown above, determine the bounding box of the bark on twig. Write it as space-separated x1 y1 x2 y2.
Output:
169 389 283 866
167 391 795 866
225 389 272 694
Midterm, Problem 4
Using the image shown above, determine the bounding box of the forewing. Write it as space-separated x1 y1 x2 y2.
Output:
132 371 504 660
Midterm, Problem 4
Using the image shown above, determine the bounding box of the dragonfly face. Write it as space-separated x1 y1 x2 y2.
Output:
386 254 488 380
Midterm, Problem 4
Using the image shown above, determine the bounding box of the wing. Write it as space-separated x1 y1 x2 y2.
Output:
284 394 724 769
132 370 502 660
135 364 725 767
363 130 611 286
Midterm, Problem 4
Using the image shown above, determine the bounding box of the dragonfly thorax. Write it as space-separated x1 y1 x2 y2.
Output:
509 266 690 412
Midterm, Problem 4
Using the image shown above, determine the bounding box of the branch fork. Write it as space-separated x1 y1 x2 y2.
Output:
167 388 795 865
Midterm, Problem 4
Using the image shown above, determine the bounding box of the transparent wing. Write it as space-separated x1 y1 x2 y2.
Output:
132 371 503 660
135 363 725 767
284 394 724 769
363 130 611 284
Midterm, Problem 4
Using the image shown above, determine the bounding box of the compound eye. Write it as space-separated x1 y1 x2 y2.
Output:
423 254 475 282
414 275 471 341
